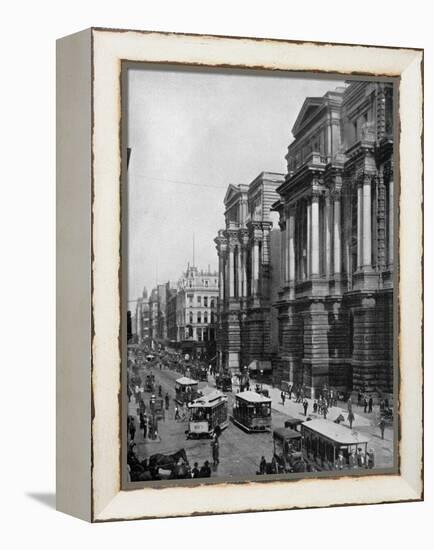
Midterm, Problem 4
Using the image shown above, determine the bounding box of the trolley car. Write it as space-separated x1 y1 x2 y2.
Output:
301 419 370 470
187 389 228 438
175 376 200 405
231 390 272 432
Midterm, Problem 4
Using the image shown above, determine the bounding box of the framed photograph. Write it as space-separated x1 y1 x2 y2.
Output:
56 28 423 522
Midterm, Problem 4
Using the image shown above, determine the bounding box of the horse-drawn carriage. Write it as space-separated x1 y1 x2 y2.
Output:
191 364 208 382
145 374 155 392
128 446 191 481
272 427 307 473
215 372 232 392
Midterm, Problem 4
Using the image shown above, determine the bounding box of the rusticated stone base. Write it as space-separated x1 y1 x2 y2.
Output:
274 288 394 396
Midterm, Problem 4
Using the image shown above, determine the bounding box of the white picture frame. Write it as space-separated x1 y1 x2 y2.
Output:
56 27 423 522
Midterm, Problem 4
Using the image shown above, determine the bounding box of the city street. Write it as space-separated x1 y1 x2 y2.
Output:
128 357 394 479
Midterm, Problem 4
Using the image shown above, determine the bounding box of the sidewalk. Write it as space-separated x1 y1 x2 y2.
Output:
257 381 372 429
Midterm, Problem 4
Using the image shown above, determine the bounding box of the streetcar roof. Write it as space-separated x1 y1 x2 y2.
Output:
273 427 301 440
175 376 198 385
302 419 370 445
235 390 271 403
188 389 226 408
284 416 303 424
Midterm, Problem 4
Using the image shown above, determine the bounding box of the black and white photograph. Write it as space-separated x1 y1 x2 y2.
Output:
124 65 396 485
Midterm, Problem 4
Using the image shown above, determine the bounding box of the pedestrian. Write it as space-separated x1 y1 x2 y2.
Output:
128 416 136 442
192 462 200 478
313 400 318 414
303 398 309 416
174 406 179 421
288 386 292 401
367 448 375 469
348 411 355 429
357 447 366 468
199 460 211 478
322 404 328 419
143 417 148 439
368 396 373 413
379 418 386 440
363 397 368 413
259 456 267 475
281 391 286 406
349 450 357 469
211 435 219 466
335 452 345 470
165 393 170 411
357 391 362 406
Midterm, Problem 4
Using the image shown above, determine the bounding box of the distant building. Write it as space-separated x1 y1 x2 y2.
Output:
215 172 284 374
175 264 218 357
135 286 150 344
272 82 394 398
148 287 159 345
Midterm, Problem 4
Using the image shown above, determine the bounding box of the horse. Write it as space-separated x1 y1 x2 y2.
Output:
149 448 189 478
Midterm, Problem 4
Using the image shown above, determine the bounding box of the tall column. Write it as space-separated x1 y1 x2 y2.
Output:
252 239 259 296
228 246 234 298
306 201 311 278
311 194 320 277
333 194 342 275
324 194 331 277
388 178 394 267
285 206 290 284
362 176 372 268
288 207 295 283
357 183 363 270
280 221 286 286
218 252 224 301
237 247 243 298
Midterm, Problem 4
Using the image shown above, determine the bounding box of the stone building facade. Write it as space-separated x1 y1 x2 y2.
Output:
174 264 218 350
215 172 283 374
272 82 394 398
135 286 150 344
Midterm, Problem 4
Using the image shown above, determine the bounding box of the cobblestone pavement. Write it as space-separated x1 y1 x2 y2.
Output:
128 364 394 478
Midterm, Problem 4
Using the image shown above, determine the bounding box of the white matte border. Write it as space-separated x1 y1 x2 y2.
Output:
91 29 423 522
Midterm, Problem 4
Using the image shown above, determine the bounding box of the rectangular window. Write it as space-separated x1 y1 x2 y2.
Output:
197 296 201 304
204 296 208 307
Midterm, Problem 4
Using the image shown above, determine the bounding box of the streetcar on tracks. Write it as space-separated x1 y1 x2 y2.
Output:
186 389 228 438
301 418 370 470
231 390 272 432
175 376 200 405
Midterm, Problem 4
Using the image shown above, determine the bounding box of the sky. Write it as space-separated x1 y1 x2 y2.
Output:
127 66 342 306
